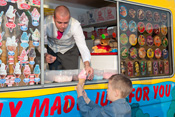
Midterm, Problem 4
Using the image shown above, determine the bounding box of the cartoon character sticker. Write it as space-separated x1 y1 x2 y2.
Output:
127 61 133 76
147 48 154 59
120 33 128 45
119 5 127 17
146 10 152 21
162 37 168 47
153 61 158 75
147 61 152 75
138 35 145 46
153 12 160 22
129 9 136 18
138 47 146 59
161 24 167 35
153 24 160 34
129 47 137 59
141 61 146 76
129 20 137 32
129 34 137 46
138 22 145 33
146 23 153 34
154 35 161 47
119 19 128 31
121 47 128 59
146 36 153 46
137 9 145 20
134 61 140 76
155 48 161 59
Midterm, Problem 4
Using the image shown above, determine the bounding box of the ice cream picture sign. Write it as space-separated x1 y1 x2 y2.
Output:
0 1 41 87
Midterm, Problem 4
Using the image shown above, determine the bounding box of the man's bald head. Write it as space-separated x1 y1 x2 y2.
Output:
54 5 70 19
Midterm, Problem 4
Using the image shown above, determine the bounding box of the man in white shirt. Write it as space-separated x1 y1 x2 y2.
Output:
44 5 93 79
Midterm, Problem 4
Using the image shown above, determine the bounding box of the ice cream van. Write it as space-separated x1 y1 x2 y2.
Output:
0 0 175 117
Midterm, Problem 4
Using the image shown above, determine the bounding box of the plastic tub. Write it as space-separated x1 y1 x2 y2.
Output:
103 69 118 79
93 69 104 80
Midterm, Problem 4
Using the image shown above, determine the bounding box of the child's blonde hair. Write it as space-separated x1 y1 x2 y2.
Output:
109 74 133 98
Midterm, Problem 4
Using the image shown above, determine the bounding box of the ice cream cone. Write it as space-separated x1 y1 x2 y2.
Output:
78 78 86 85
29 57 35 61
0 75 6 79
24 74 29 78
35 74 40 78
15 74 20 78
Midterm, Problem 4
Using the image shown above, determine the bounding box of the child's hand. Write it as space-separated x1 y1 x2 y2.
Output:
76 83 84 97
82 90 90 104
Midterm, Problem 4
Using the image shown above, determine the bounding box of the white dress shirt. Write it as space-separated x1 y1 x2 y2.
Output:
44 15 91 62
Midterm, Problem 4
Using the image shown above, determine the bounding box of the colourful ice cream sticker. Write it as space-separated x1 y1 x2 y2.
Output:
162 37 168 47
14 63 21 78
153 24 160 34
155 48 161 59
120 47 128 59
119 5 127 17
129 34 137 46
146 23 153 34
0 63 7 80
146 10 152 21
161 24 167 35
138 22 145 33
137 9 145 20
147 48 154 59
129 9 136 18
129 20 137 32
20 32 30 48
120 33 128 45
146 36 153 46
6 36 17 52
5 5 16 32
138 35 145 46
32 28 40 46
34 64 40 78
23 65 31 78
31 8 40 26
162 49 168 59
119 19 128 31
18 12 29 31
154 35 161 47
129 47 137 59
138 47 146 59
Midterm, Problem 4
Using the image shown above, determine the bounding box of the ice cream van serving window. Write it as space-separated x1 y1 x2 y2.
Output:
118 1 173 79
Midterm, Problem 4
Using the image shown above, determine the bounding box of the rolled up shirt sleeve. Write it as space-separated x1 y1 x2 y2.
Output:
72 23 91 63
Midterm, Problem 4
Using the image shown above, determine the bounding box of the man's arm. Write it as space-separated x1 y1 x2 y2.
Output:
72 20 94 80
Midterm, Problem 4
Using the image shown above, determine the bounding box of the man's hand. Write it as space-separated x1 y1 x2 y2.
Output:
45 53 56 63
76 83 84 98
84 61 94 80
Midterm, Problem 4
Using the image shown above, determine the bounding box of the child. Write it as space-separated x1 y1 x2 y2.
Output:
76 74 133 117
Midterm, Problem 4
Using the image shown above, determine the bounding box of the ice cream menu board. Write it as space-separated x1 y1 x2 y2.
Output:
119 2 173 78
0 0 41 87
